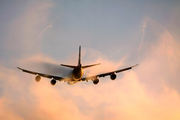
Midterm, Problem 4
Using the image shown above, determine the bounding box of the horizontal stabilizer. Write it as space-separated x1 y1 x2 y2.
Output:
61 64 76 68
82 63 100 69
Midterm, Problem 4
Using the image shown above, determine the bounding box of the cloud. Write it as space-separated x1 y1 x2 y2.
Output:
136 19 180 94
2 28 180 119
1 2 180 118
1 20 180 119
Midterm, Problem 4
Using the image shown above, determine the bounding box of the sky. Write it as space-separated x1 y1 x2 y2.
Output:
0 0 180 119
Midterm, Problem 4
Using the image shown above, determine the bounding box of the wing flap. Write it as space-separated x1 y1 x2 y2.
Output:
115 64 138 73
82 64 138 81
17 67 64 81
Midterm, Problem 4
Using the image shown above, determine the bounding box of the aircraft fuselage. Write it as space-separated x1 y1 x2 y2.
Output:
72 65 84 80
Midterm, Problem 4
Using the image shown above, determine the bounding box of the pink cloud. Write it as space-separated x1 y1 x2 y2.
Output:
1 17 180 120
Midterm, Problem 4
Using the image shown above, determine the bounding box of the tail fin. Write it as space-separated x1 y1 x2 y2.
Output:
78 46 81 66
60 46 101 69
61 46 82 68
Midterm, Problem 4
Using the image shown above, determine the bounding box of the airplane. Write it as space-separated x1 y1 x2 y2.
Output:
17 46 138 85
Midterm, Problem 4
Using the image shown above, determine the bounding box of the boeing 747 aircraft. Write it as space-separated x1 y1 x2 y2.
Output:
17 46 138 85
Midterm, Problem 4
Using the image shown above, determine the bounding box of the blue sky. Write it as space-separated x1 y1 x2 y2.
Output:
0 0 179 63
0 0 180 119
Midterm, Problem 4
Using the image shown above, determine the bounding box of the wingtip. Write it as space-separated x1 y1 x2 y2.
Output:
132 64 138 68
17 67 22 70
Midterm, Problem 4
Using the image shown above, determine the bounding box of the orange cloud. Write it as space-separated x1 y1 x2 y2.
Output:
1 17 180 120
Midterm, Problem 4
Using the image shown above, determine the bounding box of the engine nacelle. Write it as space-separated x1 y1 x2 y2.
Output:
51 79 56 85
93 79 99 85
35 75 41 82
110 73 117 80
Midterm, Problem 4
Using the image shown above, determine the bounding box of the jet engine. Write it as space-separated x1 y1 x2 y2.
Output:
51 79 56 85
110 73 116 80
35 75 41 82
93 79 99 85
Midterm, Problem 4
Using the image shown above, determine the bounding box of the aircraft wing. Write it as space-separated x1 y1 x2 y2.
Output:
81 64 138 81
17 67 64 81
